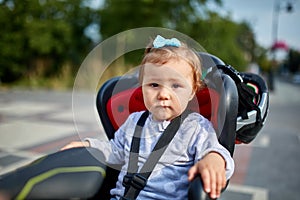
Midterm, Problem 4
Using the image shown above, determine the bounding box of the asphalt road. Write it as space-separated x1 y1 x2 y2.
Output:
241 78 300 200
0 77 299 200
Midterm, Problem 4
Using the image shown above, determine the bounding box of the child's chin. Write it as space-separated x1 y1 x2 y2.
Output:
153 113 177 122
152 113 171 121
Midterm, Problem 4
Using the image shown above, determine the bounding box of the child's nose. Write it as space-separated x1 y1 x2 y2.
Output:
157 87 171 100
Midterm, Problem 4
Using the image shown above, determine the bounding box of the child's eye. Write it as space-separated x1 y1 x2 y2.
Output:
150 83 159 88
172 83 181 88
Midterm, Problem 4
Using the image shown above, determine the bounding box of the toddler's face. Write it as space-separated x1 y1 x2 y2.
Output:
142 59 195 121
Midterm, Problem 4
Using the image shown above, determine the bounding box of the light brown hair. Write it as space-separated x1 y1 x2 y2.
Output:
139 41 204 92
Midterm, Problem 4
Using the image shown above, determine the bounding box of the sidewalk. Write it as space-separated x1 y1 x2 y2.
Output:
269 77 300 105
0 90 102 175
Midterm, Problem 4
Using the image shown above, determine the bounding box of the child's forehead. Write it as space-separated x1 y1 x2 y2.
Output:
144 63 190 73
143 62 193 81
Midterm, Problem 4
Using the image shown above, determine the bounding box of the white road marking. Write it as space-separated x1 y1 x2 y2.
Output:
250 135 270 148
227 184 268 200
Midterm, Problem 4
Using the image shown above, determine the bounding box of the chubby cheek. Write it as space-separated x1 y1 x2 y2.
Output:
143 98 153 111
177 90 194 110
142 89 155 110
176 98 190 113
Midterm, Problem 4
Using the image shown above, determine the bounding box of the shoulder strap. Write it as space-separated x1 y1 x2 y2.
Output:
122 110 191 200
127 111 149 174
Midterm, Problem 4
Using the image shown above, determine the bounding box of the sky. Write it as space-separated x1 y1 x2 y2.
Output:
221 0 300 51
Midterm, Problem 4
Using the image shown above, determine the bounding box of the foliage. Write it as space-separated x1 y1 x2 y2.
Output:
255 47 270 72
0 0 99 83
286 49 300 73
0 0 271 87
99 0 259 71
185 12 250 70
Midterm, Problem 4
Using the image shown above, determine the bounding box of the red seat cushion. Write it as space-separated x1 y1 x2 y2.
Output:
106 87 146 130
106 87 219 131
188 87 220 129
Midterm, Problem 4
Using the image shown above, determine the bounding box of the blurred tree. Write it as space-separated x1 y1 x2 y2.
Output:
0 0 99 83
287 49 300 73
186 12 249 70
100 0 221 39
255 46 270 72
0 0 262 86
236 22 255 62
99 0 257 71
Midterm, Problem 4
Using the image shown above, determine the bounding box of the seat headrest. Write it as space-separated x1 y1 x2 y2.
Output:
106 87 220 131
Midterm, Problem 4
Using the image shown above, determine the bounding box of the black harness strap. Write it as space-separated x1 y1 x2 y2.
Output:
121 110 190 200
127 111 149 174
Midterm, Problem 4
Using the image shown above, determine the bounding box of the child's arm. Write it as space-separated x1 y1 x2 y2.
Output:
188 152 226 199
60 141 90 150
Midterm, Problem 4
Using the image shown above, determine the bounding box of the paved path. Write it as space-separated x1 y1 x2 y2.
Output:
0 90 104 175
0 77 299 200
228 78 300 200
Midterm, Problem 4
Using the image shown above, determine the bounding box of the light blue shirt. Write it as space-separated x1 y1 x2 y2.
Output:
86 111 234 200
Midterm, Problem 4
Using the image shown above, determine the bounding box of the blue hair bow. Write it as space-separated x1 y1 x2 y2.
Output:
153 35 181 48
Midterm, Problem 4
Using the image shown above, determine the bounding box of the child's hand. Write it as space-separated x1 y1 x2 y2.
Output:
60 141 90 151
188 152 226 199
